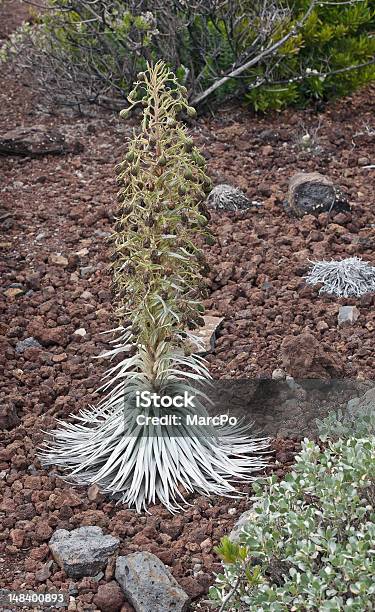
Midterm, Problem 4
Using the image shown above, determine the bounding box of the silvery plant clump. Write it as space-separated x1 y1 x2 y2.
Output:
207 184 252 211
305 257 375 298
40 62 269 513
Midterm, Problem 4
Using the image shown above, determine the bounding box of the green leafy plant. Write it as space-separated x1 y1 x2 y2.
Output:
40 61 269 513
317 408 375 442
245 0 375 112
210 437 375 610
316 387 375 441
2 1 374 112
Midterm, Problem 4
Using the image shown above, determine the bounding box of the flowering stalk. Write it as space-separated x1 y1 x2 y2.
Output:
40 61 269 513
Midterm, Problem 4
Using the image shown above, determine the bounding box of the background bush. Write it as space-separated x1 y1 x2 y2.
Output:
1 0 374 111
210 437 375 610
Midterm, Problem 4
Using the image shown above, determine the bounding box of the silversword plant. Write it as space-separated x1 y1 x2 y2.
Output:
40 61 269 513
305 256 375 298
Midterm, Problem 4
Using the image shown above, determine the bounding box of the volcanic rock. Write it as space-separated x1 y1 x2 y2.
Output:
0 125 83 156
93 581 125 612
115 552 189 612
281 332 341 378
49 526 119 578
288 172 350 217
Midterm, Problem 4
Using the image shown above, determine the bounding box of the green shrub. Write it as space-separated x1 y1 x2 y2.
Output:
316 389 375 442
245 0 375 111
210 436 375 610
2 1 374 111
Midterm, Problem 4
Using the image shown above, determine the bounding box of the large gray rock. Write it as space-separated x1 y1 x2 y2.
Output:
0 126 83 156
228 509 257 543
287 172 350 217
115 552 189 612
49 526 119 578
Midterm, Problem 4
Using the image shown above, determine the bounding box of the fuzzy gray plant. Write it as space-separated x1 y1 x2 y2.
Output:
207 184 252 211
305 257 375 297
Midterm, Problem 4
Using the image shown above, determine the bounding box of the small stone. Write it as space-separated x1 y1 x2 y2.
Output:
49 526 119 579
358 157 370 166
50 254 69 267
0 402 20 430
27 318 69 348
15 337 43 354
10 528 25 547
80 266 96 278
76 247 89 257
54 490 82 508
316 320 329 332
36 560 53 582
81 290 93 300
261 145 273 156
272 368 285 381
200 538 212 551
115 552 189 612
338 306 359 326
74 328 87 337
35 522 53 542
93 581 125 612
52 353 68 363
227 507 237 516
87 484 101 502
25 273 41 290
4 287 24 298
